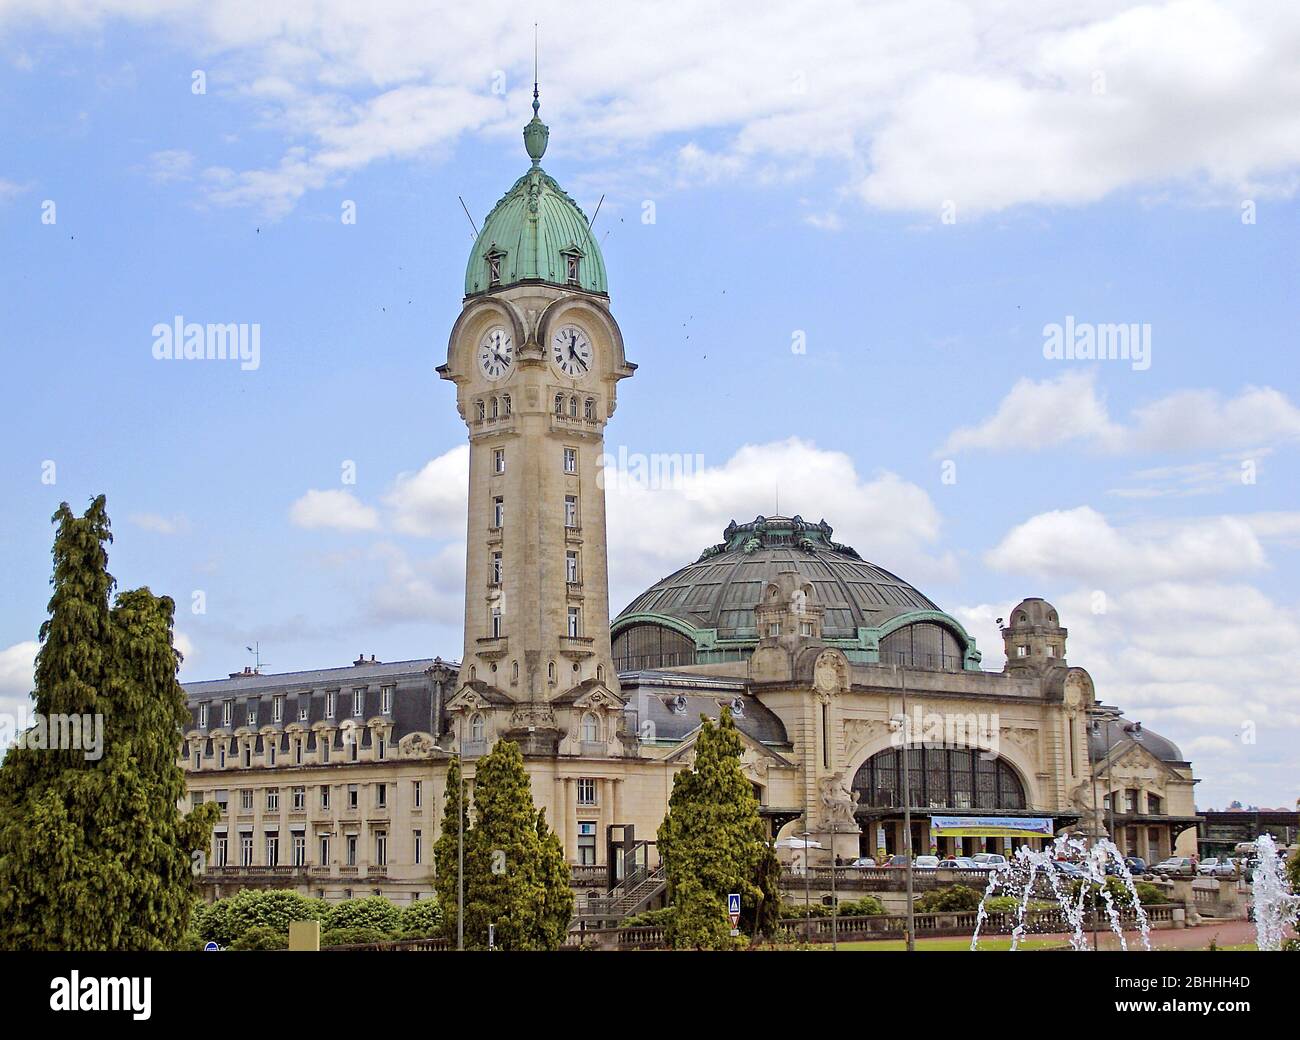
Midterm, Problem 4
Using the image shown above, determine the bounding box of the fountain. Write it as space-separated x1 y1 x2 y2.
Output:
970 835 1150 951
1249 833 1299 951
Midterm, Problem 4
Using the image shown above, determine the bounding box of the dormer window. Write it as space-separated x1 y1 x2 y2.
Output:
565 253 580 285
487 251 503 288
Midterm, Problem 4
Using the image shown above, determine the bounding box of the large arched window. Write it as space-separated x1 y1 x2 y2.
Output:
581 712 600 743
878 621 964 672
852 747 1026 811
469 713 485 743
613 623 696 671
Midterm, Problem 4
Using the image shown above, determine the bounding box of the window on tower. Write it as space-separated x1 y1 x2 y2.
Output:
493 448 505 474
568 395 578 418
566 254 580 285
554 393 564 416
492 497 504 528
490 605 502 639
487 252 503 287
476 399 486 421
567 607 581 638
563 446 577 473
491 551 502 585
501 394 511 416
584 398 595 421
566 550 579 584
564 495 578 528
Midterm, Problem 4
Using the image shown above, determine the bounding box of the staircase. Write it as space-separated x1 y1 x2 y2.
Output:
574 864 668 924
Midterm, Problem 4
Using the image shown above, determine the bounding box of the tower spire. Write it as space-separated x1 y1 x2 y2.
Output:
523 22 549 164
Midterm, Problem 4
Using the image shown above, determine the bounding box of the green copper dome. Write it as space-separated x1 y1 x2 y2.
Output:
463 95 607 297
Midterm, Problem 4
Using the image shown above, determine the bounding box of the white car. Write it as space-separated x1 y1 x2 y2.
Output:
914 855 941 869
849 856 877 868
971 853 1008 867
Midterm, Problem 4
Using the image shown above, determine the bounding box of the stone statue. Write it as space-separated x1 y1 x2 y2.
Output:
818 771 860 829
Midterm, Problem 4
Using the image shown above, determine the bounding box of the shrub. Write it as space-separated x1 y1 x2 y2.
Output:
398 898 444 938
835 896 886 917
1134 881 1168 905
321 926 393 947
916 885 984 913
622 905 677 928
780 902 831 918
981 895 1058 914
228 925 288 951
324 896 402 934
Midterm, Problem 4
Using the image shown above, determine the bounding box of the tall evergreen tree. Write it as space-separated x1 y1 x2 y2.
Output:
533 810 575 948
0 497 218 950
657 709 773 948
433 756 468 940
461 740 570 950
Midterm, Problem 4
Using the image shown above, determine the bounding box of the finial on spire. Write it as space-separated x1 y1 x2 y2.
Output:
523 22 549 164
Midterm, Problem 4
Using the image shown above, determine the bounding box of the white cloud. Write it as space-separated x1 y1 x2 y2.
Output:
128 511 190 535
365 541 465 625
939 372 1300 457
145 148 195 184
288 489 380 532
985 506 1267 585
0 641 38 719
383 446 469 538
11 1 1300 216
604 437 955 611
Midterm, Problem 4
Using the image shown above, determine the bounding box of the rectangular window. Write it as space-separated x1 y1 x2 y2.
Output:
266 789 279 812
376 783 387 809
321 738 330 764
246 704 257 727
375 830 387 867
198 702 209 727
272 695 284 723
294 739 303 765
493 497 505 528
380 686 393 714
321 785 331 810
298 702 309 722
267 740 276 767
564 495 578 528
346 834 358 867
413 829 423 866
292 833 306 867
193 750 201 770
577 778 597 806
563 447 577 474
325 691 336 718
491 606 502 639
800 621 814 636
292 786 305 811
1016 645 1029 658
577 821 597 866
348 784 359 810
349 738 359 762
566 254 580 285
242 745 251 768
319 833 330 866
412 780 423 809
222 700 233 727
567 607 580 638
566 550 579 583
768 623 781 637
191 791 204 808
240 835 253 867
491 551 503 585
219 747 227 769
493 448 506 474
377 734 386 760
215 835 228 867
241 788 253 811
352 689 365 717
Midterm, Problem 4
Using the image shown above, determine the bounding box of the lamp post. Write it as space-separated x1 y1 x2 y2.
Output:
829 819 838 951
899 664 915 953
457 768 465 951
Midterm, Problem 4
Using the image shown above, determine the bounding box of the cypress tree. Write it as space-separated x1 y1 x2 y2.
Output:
461 740 571 950
533 809 575 949
0 497 218 950
657 708 771 949
433 756 468 939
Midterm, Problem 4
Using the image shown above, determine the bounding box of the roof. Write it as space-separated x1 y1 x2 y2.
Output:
183 658 456 699
463 96 607 297
614 515 940 642
1089 720 1186 764
619 669 790 746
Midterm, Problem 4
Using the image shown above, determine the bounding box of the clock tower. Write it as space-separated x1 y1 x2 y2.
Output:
438 90 636 755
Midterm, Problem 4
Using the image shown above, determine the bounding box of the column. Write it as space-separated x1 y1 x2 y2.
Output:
563 777 577 863
552 775 567 857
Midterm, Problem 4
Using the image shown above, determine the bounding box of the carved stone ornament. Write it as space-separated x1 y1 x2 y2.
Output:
817 770 860 829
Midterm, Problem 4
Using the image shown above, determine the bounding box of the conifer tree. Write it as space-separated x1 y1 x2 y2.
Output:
657 708 772 948
0 497 218 950
457 739 574 949
433 756 468 939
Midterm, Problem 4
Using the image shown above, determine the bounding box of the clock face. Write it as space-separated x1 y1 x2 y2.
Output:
478 326 513 381
551 324 593 379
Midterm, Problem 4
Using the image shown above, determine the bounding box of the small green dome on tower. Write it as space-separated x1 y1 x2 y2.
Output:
463 89 607 298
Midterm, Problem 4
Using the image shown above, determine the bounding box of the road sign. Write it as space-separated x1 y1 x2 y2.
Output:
203 941 219 952
727 892 741 929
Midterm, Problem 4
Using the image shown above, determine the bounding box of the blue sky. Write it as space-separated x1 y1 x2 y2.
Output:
1 1 1298 808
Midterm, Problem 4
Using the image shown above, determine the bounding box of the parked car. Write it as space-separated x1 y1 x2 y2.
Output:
937 857 979 869
1197 857 1237 878
849 856 877 868
883 854 911 868
914 855 941 869
1124 856 1148 876
971 853 1007 867
1052 860 1086 879
1153 856 1196 878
